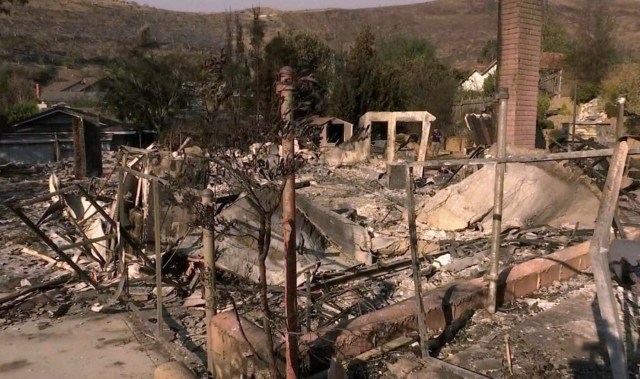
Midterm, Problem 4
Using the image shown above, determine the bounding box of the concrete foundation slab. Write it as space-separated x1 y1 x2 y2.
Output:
0 313 164 379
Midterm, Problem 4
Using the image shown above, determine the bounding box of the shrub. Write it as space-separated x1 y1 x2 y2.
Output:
3 101 38 125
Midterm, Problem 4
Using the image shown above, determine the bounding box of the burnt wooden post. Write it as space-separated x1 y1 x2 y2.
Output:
278 66 299 378
53 133 61 162
72 117 87 179
589 138 629 379
406 165 430 358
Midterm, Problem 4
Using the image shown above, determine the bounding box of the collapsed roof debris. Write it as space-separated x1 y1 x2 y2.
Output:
416 159 600 232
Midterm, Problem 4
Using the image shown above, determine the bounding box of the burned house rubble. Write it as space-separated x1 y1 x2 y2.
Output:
2 90 640 379
0 2 637 373
3 0 640 373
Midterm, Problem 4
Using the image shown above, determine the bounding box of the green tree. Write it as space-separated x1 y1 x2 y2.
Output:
603 64 640 115
0 65 33 111
221 11 252 137
377 36 458 128
378 37 436 63
102 52 194 134
263 32 332 118
542 2 570 53
330 26 402 124
249 7 266 120
0 65 36 127
483 74 496 96
225 12 233 58
567 0 618 102
33 65 58 86
5 101 37 124
234 12 245 61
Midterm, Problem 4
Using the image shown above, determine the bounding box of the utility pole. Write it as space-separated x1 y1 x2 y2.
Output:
278 66 299 378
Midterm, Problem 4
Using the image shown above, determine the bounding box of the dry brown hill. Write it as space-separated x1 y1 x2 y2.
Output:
0 0 638 69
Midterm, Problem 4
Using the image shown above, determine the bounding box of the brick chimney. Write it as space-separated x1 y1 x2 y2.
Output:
497 0 543 148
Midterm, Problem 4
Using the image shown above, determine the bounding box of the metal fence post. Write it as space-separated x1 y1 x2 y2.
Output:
487 87 508 314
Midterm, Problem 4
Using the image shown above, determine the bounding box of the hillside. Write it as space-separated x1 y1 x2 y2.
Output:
0 0 638 69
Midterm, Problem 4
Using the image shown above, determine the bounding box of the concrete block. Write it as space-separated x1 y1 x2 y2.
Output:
538 264 561 287
209 312 282 379
297 194 372 264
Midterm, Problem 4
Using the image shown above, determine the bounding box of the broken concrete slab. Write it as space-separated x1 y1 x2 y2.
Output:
416 161 599 232
297 194 372 265
216 234 316 286
443 255 484 273
323 139 370 168
215 188 330 285
362 167 385 181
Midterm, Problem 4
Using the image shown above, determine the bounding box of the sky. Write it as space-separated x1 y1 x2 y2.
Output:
132 0 431 13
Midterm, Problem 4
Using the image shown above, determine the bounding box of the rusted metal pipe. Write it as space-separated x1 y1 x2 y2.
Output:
406 165 430 358
278 66 299 378
487 87 508 314
409 147 640 168
201 189 216 374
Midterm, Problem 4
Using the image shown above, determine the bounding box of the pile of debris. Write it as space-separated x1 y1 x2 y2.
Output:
2 127 640 379
416 160 600 231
